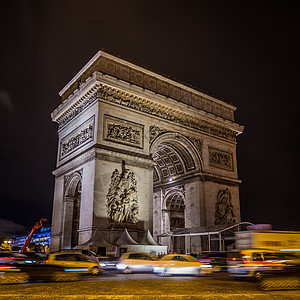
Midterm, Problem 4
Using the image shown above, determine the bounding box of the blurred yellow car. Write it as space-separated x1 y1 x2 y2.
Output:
116 252 160 273
45 252 102 275
154 254 212 276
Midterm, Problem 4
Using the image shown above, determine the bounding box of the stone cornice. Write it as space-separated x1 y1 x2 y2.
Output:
201 171 242 184
51 80 100 130
95 147 155 170
53 144 155 177
59 50 237 122
53 148 96 178
52 75 243 142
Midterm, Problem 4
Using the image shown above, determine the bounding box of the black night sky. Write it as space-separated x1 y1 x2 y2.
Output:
0 1 299 236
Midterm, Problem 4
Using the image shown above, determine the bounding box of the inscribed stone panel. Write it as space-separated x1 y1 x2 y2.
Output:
130 69 144 86
202 98 212 112
181 90 191 105
222 107 231 120
169 85 181 101
101 58 116 76
156 80 169 95
144 74 157 91
191 94 202 109
212 103 222 116
115 63 130 81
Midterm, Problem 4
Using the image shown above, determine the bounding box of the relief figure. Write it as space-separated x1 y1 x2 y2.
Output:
106 167 139 224
214 188 236 225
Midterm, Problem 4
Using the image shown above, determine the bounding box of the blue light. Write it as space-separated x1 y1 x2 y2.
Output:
64 268 88 272
25 260 33 264
280 249 300 251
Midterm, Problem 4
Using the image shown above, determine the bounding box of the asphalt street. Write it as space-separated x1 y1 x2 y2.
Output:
0 272 299 299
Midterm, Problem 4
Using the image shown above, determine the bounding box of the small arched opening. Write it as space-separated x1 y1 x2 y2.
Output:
62 171 82 249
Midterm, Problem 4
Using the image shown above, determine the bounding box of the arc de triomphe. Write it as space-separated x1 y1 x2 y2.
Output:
50 51 244 253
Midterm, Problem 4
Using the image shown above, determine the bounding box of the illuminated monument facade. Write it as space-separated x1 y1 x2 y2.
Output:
50 51 244 253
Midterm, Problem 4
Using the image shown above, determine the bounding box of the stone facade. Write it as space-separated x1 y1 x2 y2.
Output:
50 51 244 253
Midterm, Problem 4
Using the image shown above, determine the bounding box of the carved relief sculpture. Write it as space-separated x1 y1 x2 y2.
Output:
149 125 167 145
209 147 233 171
107 123 140 145
60 116 94 160
106 163 139 224
104 115 144 148
214 188 236 225
188 137 203 157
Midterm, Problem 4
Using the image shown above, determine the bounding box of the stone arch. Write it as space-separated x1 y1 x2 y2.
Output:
62 170 82 249
64 171 82 197
150 132 203 184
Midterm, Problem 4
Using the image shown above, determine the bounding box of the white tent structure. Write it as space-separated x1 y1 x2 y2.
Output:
116 228 167 256
115 228 139 247
79 230 114 247
139 230 159 245
77 230 117 256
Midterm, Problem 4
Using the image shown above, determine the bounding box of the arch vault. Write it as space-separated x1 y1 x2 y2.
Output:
50 51 244 253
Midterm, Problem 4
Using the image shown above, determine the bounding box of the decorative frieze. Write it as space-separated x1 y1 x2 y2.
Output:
60 116 94 160
209 147 233 171
57 87 99 129
99 85 236 142
104 115 144 148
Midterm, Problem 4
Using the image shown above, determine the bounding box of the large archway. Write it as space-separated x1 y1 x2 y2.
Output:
150 132 203 253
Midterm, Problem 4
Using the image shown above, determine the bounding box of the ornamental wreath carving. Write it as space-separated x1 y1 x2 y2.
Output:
214 188 236 225
106 164 139 224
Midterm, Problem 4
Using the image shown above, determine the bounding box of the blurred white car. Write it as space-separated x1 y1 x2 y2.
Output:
154 254 212 276
117 252 160 273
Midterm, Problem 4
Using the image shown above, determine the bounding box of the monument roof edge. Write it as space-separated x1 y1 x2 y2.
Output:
59 50 102 97
59 50 237 110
